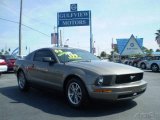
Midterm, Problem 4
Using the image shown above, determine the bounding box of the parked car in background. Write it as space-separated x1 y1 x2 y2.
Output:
146 58 160 72
137 56 153 69
0 55 16 72
0 59 7 76
132 57 144 67
15 47 147 108
123 57 136 65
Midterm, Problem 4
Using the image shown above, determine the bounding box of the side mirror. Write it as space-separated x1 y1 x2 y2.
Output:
42 57 55 63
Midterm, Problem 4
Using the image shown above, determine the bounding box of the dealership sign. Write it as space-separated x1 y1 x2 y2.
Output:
121 35 143 55
58 11 90 27
57 4 93 53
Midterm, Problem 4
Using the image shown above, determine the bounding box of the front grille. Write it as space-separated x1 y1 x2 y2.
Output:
115 73 143 84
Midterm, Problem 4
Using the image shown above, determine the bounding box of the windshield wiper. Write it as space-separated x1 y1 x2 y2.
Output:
69 59 91 62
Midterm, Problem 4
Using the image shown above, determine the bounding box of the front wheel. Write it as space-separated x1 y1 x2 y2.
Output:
17 71 29 91
151 64 159 72
65 78 88 108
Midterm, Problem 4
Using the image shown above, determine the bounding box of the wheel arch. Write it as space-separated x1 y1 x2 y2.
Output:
17 68 24 78
140 62 145 65
151 63 159 69
140 62 146 68
63 74 89 95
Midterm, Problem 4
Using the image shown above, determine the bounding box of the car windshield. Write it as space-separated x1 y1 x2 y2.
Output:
54 49 100 63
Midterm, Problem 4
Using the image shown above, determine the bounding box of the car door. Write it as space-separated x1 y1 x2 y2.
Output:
29 49 63 88
28 50 46 83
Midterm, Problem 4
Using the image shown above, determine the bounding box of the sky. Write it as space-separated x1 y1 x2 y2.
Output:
0 0 160 55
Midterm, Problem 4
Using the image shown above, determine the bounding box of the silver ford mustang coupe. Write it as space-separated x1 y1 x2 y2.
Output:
15 47 147 108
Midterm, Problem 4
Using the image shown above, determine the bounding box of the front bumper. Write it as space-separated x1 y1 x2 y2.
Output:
87 80 147 101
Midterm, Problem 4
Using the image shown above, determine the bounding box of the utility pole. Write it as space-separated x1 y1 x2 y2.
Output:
60 30 62 47
19 0 22 56
112 38 114 62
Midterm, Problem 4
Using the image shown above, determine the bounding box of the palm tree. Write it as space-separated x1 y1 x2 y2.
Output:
155 29 160 48
100 51 107 58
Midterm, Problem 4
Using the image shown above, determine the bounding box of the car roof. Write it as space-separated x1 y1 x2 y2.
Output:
36 47 83 51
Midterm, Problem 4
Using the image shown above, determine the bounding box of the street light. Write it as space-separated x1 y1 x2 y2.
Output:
64 39 69 47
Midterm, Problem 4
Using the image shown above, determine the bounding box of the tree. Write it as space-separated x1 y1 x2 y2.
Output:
156 49 160 52
146 49 153 56
1 49 4 53
100 51 107 58
112 44 118 53
142 46 148 52
142 46 153 56
155 29 160 48
4 51 9 55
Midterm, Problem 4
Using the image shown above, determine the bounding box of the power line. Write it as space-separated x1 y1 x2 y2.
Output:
22 24 50 37
0 17 50 37
0 17 19 24
0 1 54 29
0 1 19 17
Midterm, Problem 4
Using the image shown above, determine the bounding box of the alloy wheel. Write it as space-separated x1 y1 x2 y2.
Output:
18 72 25 89
68 82 82 105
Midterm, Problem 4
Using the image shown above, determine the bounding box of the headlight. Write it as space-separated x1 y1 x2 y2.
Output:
95 76 104 86
95 76 113 86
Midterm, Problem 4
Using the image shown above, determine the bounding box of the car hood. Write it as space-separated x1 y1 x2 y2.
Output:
66 60 143 75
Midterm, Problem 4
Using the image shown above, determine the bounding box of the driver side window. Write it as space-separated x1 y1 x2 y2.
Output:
33 50 55 62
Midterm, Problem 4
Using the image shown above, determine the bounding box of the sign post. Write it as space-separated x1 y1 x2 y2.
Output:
89 11 93 53
57 4 93 53
57 13 59 47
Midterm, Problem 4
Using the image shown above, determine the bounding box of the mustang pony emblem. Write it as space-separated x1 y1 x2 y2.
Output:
130 75 136 80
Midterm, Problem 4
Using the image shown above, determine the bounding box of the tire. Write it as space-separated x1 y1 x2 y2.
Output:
17 71 30 91
140 63 146 69
151 64 159 72
65 77 88 108
133 63 137 67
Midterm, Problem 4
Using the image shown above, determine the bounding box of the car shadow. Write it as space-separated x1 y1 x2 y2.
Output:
0 86 137 117
3 71 15 74
144 70 160 73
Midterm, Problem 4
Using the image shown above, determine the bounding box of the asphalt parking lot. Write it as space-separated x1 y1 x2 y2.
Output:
0 71 160 120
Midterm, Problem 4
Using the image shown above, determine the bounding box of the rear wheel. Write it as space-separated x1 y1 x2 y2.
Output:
65 78 88 108
151 64 159 72
140 63 146 69
17 71 29 91
133 63 137 67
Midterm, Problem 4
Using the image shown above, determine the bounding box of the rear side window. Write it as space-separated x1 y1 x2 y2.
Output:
33 50 54 62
